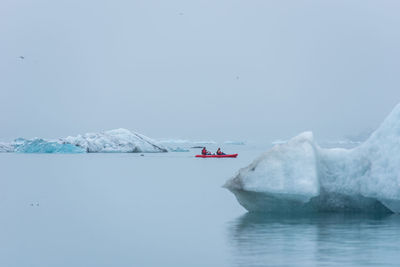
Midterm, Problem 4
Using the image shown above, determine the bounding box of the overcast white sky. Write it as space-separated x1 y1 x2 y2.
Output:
1 0 400 142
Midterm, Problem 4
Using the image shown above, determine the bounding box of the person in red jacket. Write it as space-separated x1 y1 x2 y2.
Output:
216 148 225 155
201 147 211 155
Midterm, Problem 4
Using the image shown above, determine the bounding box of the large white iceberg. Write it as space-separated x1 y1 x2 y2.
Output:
63 128 167 153
225 103 400 213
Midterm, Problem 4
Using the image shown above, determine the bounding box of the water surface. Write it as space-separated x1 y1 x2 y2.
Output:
0 147 399 266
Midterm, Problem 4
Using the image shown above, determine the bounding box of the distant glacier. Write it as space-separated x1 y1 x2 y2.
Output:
0 128 167 153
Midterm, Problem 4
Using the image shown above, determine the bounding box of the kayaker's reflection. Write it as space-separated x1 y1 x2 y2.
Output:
201 147 212 155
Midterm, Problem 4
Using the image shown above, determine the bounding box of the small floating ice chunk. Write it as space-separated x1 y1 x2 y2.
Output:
224 141 245 145
157 139 190 144
167 147 190 152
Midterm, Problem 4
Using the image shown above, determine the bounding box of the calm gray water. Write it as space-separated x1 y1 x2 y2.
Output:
1 147 399 267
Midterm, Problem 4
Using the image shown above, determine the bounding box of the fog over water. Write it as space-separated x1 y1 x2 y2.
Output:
1 0 400 142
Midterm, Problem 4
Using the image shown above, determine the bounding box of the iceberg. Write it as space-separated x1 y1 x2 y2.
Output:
63 128 167 153
157 138 218 150
271 139 288 145
225 103 400 214
158 139 191 145
318 140 362 149
0 142 14 152
224 141 246 145
14 138 85 153
167 147 190 152
2 128 167 153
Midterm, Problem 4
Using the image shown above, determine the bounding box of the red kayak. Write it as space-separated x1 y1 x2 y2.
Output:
195 154 238 158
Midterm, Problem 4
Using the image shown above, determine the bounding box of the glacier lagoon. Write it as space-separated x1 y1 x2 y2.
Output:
1 145 400 267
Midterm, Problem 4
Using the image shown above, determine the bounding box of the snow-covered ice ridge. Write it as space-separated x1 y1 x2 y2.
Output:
0 128 167 153
225 103 400 214
64 129 167 153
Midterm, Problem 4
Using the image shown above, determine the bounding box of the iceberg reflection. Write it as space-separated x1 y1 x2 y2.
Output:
227 212 400 267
